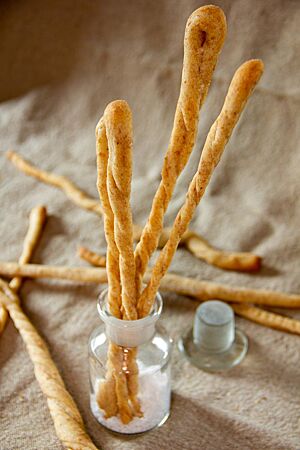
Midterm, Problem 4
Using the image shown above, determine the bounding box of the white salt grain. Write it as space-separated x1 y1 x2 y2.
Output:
91 365 171 434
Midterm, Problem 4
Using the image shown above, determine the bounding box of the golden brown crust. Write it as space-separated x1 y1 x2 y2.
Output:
157 273 300 308
104 100 142 417
96 117 134 422
0 205 47 335
77 246 106 267
96 118 122 318
78 240 261 273
137 59 264 317
183 233 261 271
7 150 103 216
232 304 300 335
0 280 98 450
107 342 134 424
134 5 227 294
104 101 137 320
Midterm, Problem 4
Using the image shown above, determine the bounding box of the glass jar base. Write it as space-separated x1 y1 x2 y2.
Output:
178 327 248 372
90 395 170 435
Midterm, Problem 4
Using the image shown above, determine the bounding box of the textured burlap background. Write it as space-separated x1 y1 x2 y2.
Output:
1 1 300 449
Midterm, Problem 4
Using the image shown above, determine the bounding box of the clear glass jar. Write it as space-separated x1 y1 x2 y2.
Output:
88 288 173 434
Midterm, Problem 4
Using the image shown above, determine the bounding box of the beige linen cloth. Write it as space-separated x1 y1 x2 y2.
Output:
1 1 299 449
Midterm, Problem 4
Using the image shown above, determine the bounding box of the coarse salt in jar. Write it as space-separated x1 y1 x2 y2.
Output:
88 287 173 434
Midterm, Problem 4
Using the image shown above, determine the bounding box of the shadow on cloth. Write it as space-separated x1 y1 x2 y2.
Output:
153 393 286 450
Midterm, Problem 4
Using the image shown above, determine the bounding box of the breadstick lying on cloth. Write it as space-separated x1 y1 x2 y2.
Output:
7 150 261 272
183 232 261 271
1 262 300 309
77 246 106 267
0 280 98 450
0 216 98 449
232 304 300 335
137 59 264 317
6 150 103 217
134 5 227 292
0 205 46 335
78 241 260 273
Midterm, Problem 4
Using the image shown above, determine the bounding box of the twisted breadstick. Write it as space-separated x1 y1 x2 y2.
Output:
7 151 261 272
104 100 142 416
134 5 227 293
232 304 300 335
105 101 137 320
96 117 133 423
96 118 122 318
0 205 47 335
138 59 264 317
0 280 98 450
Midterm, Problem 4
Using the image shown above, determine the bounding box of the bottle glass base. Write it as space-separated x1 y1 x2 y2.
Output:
178 327 248 372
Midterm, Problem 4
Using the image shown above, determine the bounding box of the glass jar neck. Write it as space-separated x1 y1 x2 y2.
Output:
97 288 163 347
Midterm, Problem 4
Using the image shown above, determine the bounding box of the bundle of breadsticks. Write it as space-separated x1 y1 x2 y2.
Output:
93 5 264 424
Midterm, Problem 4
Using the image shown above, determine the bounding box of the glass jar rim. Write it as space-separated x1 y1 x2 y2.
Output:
97 286 163 330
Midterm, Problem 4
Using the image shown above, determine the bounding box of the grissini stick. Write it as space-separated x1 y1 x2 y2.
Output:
134 5 227 293
137 59 264 318
96 117 133 423
6 149 142 240
1 262 300 309
183 232 261 271
0 280 98 450
6 150 103 217
232 304 300 335
7 151 261 272
78 241 261 273
0 206 47 335
104 100 141 416
76 247 300 336
104 101 137 320
96 118 122 318
77 246 106 267
0 303 7 334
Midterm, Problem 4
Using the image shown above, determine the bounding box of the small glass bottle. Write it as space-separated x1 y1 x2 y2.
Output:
89 288 173 434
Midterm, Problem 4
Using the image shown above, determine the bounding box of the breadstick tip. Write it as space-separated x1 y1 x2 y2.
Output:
104 99 132 126
187 5 227 42
235 59 264 90
33 205 47 216
95 116 105 138
249 255 262 272
6 150 16 160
